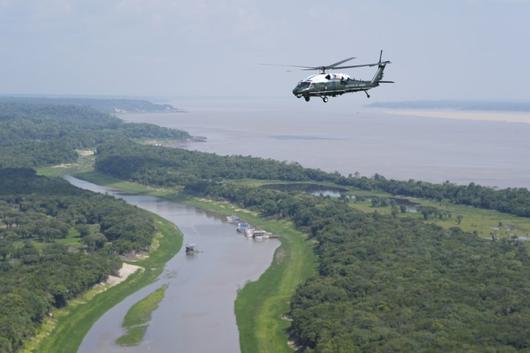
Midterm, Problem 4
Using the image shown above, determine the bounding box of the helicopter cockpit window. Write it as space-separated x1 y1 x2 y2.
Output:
298 82 311 89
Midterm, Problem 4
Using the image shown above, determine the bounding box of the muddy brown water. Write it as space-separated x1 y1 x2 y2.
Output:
66 176 279 353
119 99 530 189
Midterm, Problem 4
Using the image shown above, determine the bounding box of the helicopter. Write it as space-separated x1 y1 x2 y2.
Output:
275 50 393 103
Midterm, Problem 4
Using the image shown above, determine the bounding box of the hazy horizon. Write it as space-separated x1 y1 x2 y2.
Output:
1 0 529 101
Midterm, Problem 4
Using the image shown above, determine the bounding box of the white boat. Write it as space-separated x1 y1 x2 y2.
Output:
252 230 271 239
236 222 250 233
226 215 241 224
244 228 255 238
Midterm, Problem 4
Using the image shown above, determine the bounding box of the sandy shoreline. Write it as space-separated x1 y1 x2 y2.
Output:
105 263 143 287
380 109 530 124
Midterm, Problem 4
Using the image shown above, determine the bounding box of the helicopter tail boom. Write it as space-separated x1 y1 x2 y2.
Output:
370 64 386 84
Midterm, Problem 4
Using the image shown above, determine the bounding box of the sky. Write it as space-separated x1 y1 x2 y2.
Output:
0 0 529 101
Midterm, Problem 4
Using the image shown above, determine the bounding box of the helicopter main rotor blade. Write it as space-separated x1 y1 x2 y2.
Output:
333 61 391 70
327 56 356 68
261 56 356 71
260 63 316 69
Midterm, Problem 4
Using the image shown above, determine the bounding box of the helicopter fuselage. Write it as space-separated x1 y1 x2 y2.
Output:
292 73 378 101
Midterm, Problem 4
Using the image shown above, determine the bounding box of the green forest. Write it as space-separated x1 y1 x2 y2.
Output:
95 141 530 217
0 101 190 168
0 96 181 114
0 169 157 353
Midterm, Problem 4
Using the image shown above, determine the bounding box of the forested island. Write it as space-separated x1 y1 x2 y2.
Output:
0 96 182 114
0 101 190 168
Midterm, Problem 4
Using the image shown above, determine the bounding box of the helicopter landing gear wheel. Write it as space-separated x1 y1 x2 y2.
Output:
364 91 370 98
304 96 310 102
322 96 328 103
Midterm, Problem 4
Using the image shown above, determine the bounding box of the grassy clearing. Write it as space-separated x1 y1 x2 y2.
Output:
349 197 530 239
116 285 167 346
417 198 530 238
25 215 182 353
37 152 95 177
55 227 82 247
187 198 316 353
232 180 530 240
75 171 182 198
75 171 155 193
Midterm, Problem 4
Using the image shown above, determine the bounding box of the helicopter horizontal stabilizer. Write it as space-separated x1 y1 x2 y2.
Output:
378 80 395 83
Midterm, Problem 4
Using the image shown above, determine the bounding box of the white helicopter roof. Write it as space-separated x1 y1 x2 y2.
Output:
303 73 351 83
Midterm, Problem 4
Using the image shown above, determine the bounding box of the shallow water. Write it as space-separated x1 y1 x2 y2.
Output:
67 176 279 353
120 97 530 189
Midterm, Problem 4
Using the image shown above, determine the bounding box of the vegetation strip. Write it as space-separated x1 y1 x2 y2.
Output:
116 285 168 346
28 215 182 353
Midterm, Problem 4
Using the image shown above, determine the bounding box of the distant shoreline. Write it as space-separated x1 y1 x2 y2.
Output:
378 108 530 124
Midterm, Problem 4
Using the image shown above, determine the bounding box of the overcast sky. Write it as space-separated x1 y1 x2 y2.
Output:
0 0 529 100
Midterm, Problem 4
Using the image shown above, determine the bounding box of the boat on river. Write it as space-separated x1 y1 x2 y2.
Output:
226 215 241 223
185 243 197 255
236 222 250 233
244 228 255 238
252 230 272 240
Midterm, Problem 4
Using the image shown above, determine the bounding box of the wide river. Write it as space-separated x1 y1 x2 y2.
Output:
120 97 530 189
67 176 279 353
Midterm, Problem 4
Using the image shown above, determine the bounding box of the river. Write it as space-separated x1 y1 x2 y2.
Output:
66 176 279 353
119 97 530 189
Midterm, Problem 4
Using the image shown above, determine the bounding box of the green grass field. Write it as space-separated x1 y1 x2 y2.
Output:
74 171 184 198
24 216 182 353
55 227 82 247
37 151 95 177
116 285 167 346
349 196 530 240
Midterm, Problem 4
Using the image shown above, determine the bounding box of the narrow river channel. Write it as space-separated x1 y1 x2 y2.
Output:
66 176 280 353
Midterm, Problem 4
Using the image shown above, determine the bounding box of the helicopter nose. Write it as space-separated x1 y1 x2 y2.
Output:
292 87 300 96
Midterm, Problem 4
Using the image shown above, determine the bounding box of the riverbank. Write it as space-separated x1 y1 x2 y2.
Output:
23 213 182 353
74 170 317 353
